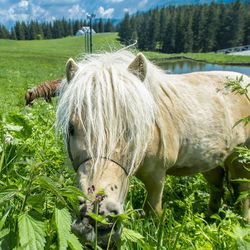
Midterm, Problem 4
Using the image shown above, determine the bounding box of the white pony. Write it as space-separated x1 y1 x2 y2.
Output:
56 51 250 247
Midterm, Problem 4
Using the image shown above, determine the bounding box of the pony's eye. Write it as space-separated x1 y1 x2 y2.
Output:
68 123 74 136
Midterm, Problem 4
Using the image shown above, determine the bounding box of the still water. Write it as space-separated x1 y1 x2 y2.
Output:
158 59 250 75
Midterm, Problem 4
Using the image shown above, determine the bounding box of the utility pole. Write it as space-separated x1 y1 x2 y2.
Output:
87 13 96 53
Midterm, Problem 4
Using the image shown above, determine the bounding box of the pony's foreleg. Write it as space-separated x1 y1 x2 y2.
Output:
202 166 225 218
136 167 166 216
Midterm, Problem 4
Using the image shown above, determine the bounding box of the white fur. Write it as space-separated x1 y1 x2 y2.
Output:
56 51 166 174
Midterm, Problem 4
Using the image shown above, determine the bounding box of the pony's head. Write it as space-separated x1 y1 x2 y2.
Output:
56 51 156 247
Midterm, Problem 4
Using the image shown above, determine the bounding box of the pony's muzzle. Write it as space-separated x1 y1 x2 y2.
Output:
72 199 123 247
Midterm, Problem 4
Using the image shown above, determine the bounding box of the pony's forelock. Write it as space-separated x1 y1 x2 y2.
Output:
56 51 167 174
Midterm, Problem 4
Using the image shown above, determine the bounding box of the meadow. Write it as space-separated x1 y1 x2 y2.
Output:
0 33 249 250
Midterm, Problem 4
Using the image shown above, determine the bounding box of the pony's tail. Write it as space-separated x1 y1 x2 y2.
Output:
25 79 61 106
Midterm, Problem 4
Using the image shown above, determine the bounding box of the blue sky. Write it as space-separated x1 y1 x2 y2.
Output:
0 0 235 27
0 0 168 27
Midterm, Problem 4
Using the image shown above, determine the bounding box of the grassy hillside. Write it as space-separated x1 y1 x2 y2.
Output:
0 33 120 113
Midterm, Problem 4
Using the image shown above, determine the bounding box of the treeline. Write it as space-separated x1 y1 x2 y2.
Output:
119 1 250 52
0 19 116 40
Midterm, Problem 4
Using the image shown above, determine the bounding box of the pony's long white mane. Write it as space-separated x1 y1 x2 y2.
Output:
56 50 168 175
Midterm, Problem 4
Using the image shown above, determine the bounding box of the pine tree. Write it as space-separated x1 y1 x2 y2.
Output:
10 27 17 40
0 25 9 39
98 19 104 33
30 21 37 40
174 8 186 53
15 21 25 40
137 15 150 50
159 8 169 50
243 2 250 44
36 21 44 40
183 8 194 52
93 20 99 33
229 1 244 47
69 20 74 36
216 4 229 49
104 19 113 32
203 3 219 51
118 12 131 45
73 20 81 35
162 9 176 53
148 9 160 50
196 5 208 52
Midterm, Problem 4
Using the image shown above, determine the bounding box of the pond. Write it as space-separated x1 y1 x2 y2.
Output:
157 59 250 75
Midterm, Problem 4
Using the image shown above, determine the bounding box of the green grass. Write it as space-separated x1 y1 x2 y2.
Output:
0 34 250 249
144 51 250 65
0 33 120 113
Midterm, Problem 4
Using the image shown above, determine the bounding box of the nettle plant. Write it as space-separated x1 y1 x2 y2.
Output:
224 76 250 201
0 103 84 250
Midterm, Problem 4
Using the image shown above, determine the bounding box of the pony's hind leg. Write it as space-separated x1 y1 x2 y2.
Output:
202 166 225 218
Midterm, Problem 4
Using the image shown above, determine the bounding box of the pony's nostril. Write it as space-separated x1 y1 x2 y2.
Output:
99 210 105 216
109 209 119 215
106 201 120 215
78 196 86 204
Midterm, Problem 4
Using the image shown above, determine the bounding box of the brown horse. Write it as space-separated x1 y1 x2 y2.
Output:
56 51 250 247
25 79 61 105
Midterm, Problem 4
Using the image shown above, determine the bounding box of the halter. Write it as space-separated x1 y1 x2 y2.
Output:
77 156 129 176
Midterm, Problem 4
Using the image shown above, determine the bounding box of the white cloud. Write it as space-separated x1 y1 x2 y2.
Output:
123 8 130 13
138 0 148 8
97 6 114 18
4 1 51 23
31 5 49 18
18 0 29 8
105 0 124 3
68 5 86 19
37 0 79 5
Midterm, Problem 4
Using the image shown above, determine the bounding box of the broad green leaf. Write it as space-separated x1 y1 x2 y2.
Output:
7 114 32 137
121 227 144 243
18 213 46 250
87 212 110 225
0 187 18 205
61 186 88 200
36 176 66 205
0 209 11 230
0 228 10 239
110 213 129 220
4 124 23 132
54 207 71 250
26 194 45 214
67 233 83 250
232 224 250 239
236 240 250 250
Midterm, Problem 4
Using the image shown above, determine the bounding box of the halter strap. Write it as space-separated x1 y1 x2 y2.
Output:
78 157 129 176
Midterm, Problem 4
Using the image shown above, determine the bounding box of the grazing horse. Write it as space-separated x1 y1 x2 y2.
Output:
25 79 61 105
56 51 250 247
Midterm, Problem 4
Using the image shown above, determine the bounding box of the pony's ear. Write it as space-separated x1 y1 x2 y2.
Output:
128 53 147 81
66 58 79 82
